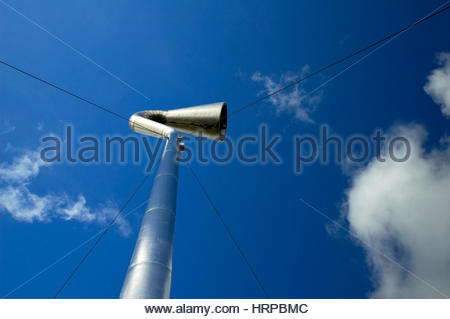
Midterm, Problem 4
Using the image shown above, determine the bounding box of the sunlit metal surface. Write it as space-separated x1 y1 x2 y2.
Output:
132 102 227 141
120 131 179 299
121 102 227 299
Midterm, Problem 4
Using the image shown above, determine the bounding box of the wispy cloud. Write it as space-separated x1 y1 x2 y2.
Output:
251 67 323 122
0 151 47 183
424 52 450 118
0 150 131 236
0 121 16 135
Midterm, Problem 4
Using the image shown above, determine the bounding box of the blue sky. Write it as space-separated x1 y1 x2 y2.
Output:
1 0 450 298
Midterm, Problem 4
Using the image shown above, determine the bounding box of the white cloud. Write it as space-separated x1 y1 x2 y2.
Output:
0 150 130 236
343 124 450 298
0 151 48 183
424 52 450 118
0 121 16 135
251 67 322 122
0 185 53 222
57 195 96 222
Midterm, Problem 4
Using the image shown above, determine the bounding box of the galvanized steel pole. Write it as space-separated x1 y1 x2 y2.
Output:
120 102 226 299
120 131 180 298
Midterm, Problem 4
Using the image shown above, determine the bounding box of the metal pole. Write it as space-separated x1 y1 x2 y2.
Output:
120 131 180 298
121 102 225 298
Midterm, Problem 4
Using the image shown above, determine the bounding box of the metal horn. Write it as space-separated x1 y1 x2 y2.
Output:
129 102 227 141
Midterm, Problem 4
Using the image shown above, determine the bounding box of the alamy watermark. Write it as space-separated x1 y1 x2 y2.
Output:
39 124 412 173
